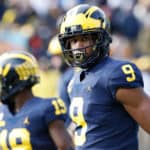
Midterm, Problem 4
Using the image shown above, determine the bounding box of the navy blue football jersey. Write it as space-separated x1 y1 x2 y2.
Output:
0 97 66 150
59 68 74 127
68 56 143 150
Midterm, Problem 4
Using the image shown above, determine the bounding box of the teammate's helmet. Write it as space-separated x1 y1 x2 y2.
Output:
0 51 40 104
48 35 62 56
59 4 112 68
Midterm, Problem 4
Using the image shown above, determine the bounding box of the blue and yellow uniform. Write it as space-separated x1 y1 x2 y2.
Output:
69 56 143 150
59 68 73 127
59 68 74 113
0 97 66 150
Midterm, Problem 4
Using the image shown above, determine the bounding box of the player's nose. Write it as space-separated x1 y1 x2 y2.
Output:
74 40 85 49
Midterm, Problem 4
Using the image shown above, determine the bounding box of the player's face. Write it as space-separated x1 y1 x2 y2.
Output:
69 35 94 57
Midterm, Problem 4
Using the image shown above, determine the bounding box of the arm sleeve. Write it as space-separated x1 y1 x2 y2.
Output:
108 62 144 98
44 98 66 126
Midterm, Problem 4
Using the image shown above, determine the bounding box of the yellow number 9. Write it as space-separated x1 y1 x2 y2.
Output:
121 64 136 82
70 97 87 146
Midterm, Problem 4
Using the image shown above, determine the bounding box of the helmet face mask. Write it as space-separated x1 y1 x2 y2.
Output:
0 51 40 104
63 43 91 67
59 4 112 68
59 28 111 68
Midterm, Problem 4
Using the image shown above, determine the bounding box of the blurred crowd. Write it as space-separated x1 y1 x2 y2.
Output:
0 0 150 149
0 0 149 57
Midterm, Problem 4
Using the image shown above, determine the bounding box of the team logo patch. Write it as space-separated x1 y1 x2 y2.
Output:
87 86 92 92
24 117 30 125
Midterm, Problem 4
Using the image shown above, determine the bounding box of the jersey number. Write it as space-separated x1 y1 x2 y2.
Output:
122 64 136 82
0 128 32 150
52 99 67 115
70 97 87 146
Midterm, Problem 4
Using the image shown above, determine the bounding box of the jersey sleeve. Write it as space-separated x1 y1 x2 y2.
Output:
108 62 144 98
44 98 67 126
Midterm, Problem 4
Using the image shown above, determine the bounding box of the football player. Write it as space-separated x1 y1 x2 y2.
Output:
0 51 74 150
58 4 150 150
48 35 74 127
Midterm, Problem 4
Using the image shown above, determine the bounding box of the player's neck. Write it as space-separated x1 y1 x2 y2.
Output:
14 89 34 112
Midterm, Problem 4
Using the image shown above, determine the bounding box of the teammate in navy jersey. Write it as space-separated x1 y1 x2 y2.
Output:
48 35 74 128
0 51 74 150
58 4 150 150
